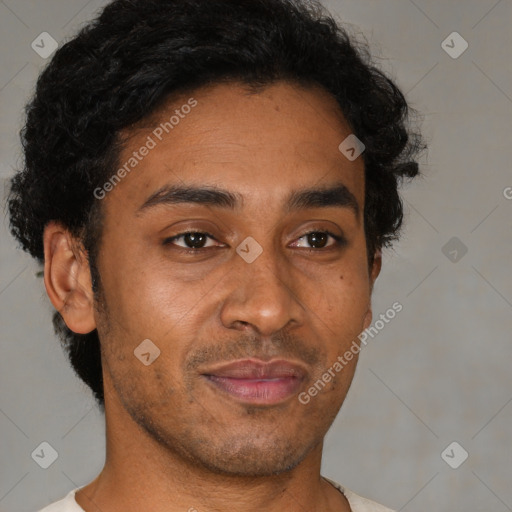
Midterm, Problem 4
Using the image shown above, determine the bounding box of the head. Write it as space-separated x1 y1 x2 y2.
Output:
8 0 423 477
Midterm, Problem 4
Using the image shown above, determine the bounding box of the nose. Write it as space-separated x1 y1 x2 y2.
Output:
220 249 304 337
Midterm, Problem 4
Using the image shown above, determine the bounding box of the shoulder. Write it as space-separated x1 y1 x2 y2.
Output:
37 488 84 512
323 476 396 512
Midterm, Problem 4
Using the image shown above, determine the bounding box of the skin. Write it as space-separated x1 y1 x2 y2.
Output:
43 81 381 512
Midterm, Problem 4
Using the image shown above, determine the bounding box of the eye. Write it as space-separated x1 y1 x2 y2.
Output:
291 231 346 250
163 232 223 250
163 230 346 253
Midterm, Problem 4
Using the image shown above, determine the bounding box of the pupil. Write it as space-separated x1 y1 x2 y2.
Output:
308 232 327 248
185 233 206 248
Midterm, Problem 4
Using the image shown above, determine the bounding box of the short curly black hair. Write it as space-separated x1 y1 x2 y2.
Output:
7 0 424 408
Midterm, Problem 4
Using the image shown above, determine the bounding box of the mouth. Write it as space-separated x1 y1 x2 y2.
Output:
201 358 306 405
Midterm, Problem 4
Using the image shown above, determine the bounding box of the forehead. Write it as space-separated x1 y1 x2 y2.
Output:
108 80 365 212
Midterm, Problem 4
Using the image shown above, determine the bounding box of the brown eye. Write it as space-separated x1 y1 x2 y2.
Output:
293 231 345 250
182 232 208 248
164 232 221 250
307 232 328 248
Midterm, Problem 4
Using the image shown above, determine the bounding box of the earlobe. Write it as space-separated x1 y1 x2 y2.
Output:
362 304 372 331
370 248 382 287
43 221 97 334
362 248 382 331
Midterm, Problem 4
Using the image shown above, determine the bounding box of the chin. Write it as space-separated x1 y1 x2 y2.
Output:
182 433 316 477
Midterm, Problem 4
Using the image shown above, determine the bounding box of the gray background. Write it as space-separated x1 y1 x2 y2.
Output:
1 0 511 511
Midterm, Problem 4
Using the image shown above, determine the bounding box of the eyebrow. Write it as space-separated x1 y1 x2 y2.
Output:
287 184 359 218
137 183 360 218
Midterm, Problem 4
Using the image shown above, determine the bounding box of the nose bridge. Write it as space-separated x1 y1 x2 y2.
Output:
220 241 303 335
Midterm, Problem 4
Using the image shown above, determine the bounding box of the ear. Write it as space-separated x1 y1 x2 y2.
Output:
369 247 382 292
43 221 97 334
362 248 382 330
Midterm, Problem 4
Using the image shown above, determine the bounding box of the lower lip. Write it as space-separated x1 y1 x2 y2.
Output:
204 375 302 405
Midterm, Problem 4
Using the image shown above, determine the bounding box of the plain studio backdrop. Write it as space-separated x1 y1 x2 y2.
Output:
1 1 511 511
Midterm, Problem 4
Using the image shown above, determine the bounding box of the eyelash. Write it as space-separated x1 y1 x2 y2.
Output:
163 230 346 254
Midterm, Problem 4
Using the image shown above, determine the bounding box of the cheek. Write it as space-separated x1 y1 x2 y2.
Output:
310 279 371 368
100 245 172 323
314 268 370 327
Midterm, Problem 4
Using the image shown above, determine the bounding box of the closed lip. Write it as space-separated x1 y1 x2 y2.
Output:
201 358 307 380
201 358 308 405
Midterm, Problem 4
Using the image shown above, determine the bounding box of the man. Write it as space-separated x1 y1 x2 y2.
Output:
7 0 424 510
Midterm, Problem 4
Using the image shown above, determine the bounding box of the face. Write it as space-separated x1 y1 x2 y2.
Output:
93 81 380 476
